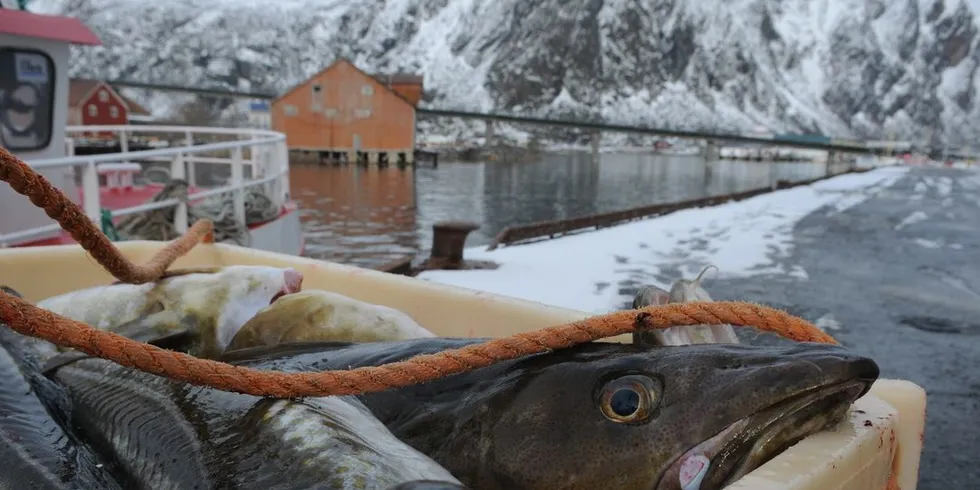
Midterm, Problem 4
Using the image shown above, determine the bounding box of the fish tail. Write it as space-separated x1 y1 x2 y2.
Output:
692 265 719 289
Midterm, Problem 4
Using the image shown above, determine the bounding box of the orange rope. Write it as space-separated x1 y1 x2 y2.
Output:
0 145 837 397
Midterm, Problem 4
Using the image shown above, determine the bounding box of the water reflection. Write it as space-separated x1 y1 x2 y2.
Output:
291 152 829 269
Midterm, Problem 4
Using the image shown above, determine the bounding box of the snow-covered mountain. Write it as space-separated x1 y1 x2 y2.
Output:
28 0 980 145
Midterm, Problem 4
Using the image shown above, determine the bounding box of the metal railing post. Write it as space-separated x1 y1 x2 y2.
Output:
82 159 100 222
119 130 129 165
170 153 188 233
276 140 290 208
185 130 197 186
231 147 247 225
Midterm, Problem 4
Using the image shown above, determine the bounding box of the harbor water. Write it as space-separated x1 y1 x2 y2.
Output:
291 151 832 269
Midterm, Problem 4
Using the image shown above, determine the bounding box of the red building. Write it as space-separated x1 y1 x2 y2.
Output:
67 79 151 137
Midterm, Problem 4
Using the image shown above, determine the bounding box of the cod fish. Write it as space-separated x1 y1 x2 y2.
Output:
44 355 462 490
35 265 304 359
216 337 879 490
0 286 123 490
633 265 740 346
228 289 435 351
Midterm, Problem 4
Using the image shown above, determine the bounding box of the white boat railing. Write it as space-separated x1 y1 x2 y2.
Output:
0 125 290 247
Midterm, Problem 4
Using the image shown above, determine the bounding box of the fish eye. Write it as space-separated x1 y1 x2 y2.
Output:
599 375 659 424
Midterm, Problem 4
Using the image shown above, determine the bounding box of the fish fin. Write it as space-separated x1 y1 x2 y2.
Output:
220 340 360 364
41 350 93 375
108 266 224 285
0 285 23 298
109 314 197 350
42 315 197 375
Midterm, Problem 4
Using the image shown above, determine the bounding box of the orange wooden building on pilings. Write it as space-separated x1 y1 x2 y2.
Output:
271 58 423 167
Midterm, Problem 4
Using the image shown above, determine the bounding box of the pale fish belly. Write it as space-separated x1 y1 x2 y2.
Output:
266 398 460 489
36 284 154 330
328 305 436 342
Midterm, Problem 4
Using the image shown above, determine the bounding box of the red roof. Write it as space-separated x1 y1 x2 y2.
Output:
0 9 101 46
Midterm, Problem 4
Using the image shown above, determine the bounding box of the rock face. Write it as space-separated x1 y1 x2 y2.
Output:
29 0 980 145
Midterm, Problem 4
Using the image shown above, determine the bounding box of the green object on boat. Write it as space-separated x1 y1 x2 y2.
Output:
101 208 120 241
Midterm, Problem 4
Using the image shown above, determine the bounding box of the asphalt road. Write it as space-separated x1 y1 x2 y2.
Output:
698 167 979 490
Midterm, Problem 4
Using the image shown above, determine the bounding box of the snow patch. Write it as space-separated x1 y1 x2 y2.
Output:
418 167 909 313
895 210 929 230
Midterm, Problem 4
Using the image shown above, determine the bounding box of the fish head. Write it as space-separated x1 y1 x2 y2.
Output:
473 341 878 490
177 266 304 354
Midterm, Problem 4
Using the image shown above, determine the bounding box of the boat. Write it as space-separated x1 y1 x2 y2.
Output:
0 7 926 490
0 7 302 256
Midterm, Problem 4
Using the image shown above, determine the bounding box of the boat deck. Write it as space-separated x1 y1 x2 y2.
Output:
20 184 295 247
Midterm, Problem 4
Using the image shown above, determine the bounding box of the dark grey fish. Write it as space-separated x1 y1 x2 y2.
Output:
214 338 879 490
0 286 123 490
43 353 461 490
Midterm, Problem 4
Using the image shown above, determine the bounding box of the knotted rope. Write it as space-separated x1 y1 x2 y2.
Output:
0 146 836 398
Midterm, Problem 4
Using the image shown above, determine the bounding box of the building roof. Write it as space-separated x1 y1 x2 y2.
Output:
68 78 152 116
274 58 423 107
68 79 101 107
371 73 424 85
0 9 101 45
118 93 151 116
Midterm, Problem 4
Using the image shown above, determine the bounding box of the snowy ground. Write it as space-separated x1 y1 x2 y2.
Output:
418 166 910 313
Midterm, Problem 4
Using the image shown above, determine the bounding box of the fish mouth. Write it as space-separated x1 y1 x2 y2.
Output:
655 379 872 490
271 268 304 303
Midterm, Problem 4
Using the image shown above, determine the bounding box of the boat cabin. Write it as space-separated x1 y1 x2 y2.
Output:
0 8 101 245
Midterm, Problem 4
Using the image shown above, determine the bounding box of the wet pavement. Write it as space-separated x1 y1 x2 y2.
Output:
697 167 978 490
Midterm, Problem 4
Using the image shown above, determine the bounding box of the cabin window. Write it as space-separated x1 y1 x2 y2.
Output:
355 108 371 118
324 108 337 118
283 104 298 116
361 85 373 96
0 48 55 151
311 83 323 108
88 104 98 117
109 106 119 119
98 90 109 102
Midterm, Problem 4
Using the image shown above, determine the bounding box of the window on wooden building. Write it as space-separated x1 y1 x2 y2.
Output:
98 90 109 102
88 104 98 117
311 83 323 110
109 106 119 119
0 48 56 150
283 104 298 116
361 85 373 96
355 108 371 118
324 108 337 118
